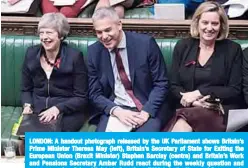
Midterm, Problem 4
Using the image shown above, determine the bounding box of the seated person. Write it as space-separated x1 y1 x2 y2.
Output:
41 0 87 18
94 0 143 18
19 12 88 154
163 1 245 132
88 7 169 132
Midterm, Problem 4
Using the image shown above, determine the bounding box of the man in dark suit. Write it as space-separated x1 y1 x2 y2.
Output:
88 7 169 132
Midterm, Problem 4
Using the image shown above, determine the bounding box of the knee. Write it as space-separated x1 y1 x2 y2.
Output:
171 118 192 132
60 7 78 18
139 118 161 132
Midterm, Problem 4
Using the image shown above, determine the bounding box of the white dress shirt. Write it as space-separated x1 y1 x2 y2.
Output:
108 31 136 109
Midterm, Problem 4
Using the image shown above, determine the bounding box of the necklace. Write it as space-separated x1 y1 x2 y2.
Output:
43 48 61 67
42 45 61 67
44 53 56 66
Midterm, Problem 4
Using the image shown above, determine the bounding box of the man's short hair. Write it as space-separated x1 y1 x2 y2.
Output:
92 7 120 23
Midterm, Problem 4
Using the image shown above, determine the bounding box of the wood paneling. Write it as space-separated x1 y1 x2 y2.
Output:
2 16 248 39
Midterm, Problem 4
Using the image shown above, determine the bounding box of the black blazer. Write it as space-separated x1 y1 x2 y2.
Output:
170 38 245 113
21 42 88 115
243 47 248 105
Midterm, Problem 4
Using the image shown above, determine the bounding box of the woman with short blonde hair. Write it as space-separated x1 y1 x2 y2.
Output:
19 12 88 155
190 1 229 40
163 1 245 132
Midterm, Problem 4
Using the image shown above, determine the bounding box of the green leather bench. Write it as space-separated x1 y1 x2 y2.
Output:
1 35 248 155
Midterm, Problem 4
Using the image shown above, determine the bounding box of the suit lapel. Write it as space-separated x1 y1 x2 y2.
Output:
30 45 44 72
210 41 224 84
126 32 136 87
102 48 115 90
183 39 199 90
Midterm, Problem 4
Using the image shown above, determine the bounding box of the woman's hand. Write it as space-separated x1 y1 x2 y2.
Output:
22 106 33 114
192 95 219 110
180 90 203 107
39 106 60 123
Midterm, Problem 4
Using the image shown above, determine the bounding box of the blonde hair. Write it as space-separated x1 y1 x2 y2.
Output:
38 13 70 40
190 1 229 40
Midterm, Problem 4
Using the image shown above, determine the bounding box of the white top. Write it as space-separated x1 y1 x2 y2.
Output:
45 70 52 80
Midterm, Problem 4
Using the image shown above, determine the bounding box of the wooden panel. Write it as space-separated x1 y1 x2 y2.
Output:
1 16 248 39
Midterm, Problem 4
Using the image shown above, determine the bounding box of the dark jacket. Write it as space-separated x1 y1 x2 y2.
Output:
88 31 169 122
243 47 248 105
170 38 245 114
21 42 88 115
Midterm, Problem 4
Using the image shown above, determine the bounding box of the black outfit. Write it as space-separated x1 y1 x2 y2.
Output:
164 38 245 132
194 56 213 89
241 47 248 132
243 47 248 104
21 42 88 131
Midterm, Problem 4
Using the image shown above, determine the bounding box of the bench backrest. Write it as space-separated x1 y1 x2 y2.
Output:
1 35 248 106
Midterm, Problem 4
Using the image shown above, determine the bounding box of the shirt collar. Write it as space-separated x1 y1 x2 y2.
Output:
109 31 126 52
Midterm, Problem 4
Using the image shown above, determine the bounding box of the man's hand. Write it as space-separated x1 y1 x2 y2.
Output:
112 107 142 128
180 90 203 107
38 106 60 123
133 110 150 127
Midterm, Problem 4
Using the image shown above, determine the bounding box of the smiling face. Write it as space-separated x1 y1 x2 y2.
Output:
93 17 122 50
39 28 61 52
198 11 221 43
